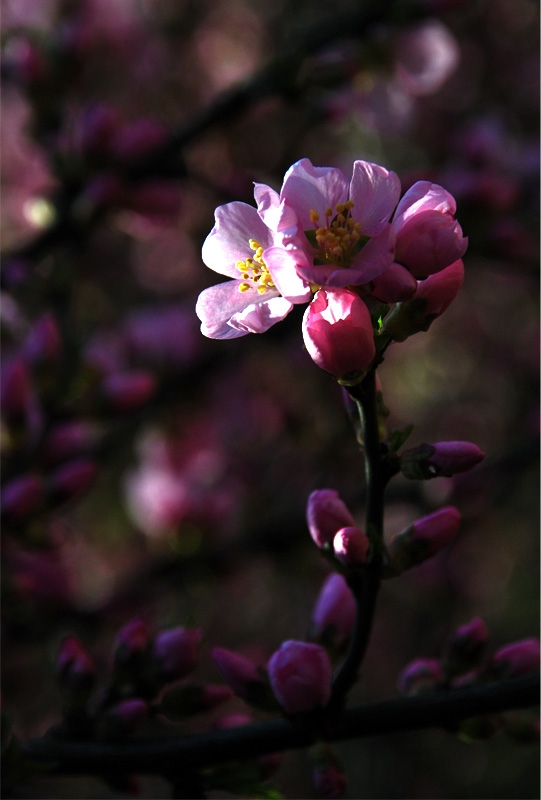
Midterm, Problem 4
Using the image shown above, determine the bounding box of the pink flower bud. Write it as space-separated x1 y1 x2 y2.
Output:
101 371 156 412
397 658 443 695
114 618 151 664
1 474 44 521
413 259 465 316
306 489 355 548
443 617 489 677
370 263 417 302
100 698 149 738
400 440 485 479
302 289 375 381
333 526 370 566
392 181 468 276
56 636 96 690
311 574 356 648
48 459 97 503
490 639 540 678
1 359 31 421
23 313 61 365
267 640 332 714
212 647 267 703
387 506 462 575
152 627 202 682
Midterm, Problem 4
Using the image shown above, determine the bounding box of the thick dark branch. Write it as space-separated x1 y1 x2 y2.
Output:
21 675 539 776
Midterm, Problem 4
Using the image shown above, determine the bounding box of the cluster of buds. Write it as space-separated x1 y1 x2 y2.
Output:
306 489 370 567
54 618 230 741
212 640 333 717
397 620 540 742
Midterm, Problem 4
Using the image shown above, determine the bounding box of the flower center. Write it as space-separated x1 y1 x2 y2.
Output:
309 200 363 267
236 239 276 295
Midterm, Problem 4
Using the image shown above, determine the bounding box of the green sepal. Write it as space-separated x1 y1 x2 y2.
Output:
388 424 414 453
383 297 432 342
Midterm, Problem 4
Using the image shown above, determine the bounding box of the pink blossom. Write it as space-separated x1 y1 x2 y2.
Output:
311 573 356 647
56 636 96 690
101 370 156 411
114 618 151 663
395 20 460 97
370 263 417 302
306 489 355 548
392 182 468 276
267 640 332 714
196 199 310 339
443 617 489 677
265 157 400 288
302 288 375 380
100 698 149 738
1 474 44 521
333 526 370 566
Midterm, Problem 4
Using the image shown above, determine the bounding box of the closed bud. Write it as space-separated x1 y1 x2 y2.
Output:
101 371 156 412
307 489 355 549
488 639 540 679
370 263 417 303
383 260 464 342
401 441 485 479
56 636 96 691
311 573 356 650
443 617 489 678
302 289 375 382
267 640 332 714
397 658 443 695
44 421 100 465
114 619 151 666
386 506 461 576
212 647 270 707
98 698 149 739
152 627 202 682
1 474 44 521
333 526 370 566
48 459 97 503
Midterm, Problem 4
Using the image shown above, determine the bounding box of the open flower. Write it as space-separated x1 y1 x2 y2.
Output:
196 199 311 339
259 158 400 289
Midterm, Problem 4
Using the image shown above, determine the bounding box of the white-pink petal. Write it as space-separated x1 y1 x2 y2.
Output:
202 202 274 277
279 158 349 229
263 247 312 303
196 280 279 339
254 183 298 234
229 296 293 334
349 160 401 236
393 181 456 230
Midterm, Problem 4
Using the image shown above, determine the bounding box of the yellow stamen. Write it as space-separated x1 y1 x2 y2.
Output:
239 282 251 292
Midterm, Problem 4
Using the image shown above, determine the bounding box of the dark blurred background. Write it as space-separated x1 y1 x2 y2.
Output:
1 0 539 797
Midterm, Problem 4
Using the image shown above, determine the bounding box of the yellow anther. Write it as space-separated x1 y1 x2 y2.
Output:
242 272 249 279
335 203 345 213
325 206 333 217
237 260 246 270
336 213 346 225
257 285 267 294
345 199 355 210
239 282 251 293
249 239 261 250
310 209 320 224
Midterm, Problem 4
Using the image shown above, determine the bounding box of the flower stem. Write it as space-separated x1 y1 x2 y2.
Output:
330 369 385 709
